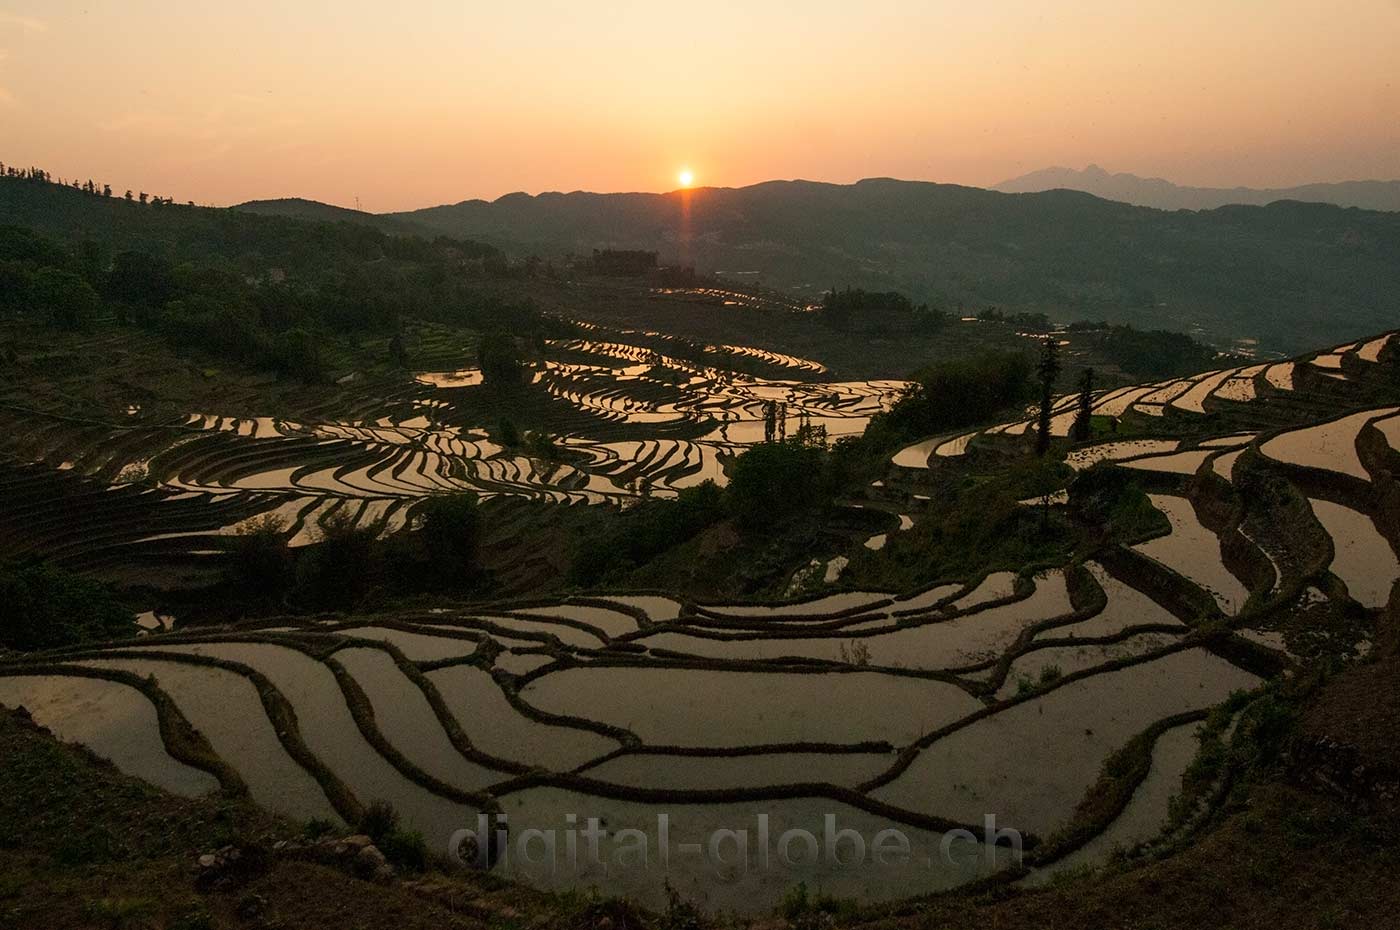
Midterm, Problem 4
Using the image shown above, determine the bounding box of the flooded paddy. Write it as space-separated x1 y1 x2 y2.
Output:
581 750 892 791
1260 408 1398 480
1063 564 1185 637
8 328 1400 912
136 641 481 851
872 649 1258 835
425 665 618 771
995 632 1181 700
1119 449 1213 475
333 647 501 790
1309 499 1400 608
77 656 338 821
338 625 481 663
520 668 981 747
0 673 219 797
1066 440 1179 471
494 789 1012 914
1021 722 1202 885
1135 495 1250 613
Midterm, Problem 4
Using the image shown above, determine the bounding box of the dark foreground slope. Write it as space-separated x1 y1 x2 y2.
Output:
378 178 1400 352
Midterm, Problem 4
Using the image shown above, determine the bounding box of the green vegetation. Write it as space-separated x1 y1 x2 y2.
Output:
0 173 573 383
1035 336 1062 456
976 307 1052 331
414 492 483 585
1066 320 1230 379
1071 368 1095 442
227 515 295 606
570 482 726 585
357 801 428 872
846 458 1077 590
726 438 837 532
0 561 134 651
863 349 1035 452
817 287 948 334
477 330 526 388
1068 466 1173 542
221 494 488 615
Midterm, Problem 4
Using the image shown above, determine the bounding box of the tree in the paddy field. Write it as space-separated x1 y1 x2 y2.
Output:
1035 336 1061 456
1072 367 1095 442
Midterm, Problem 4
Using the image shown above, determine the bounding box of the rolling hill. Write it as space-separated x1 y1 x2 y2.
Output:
235 197 436 236
994 164 1400 212
370 178 1400 353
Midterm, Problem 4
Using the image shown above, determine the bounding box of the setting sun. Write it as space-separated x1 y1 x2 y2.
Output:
677 169 695 188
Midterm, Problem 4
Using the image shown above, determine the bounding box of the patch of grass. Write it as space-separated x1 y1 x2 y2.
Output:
302 817 337 840
662 882 703 930
778 881 860 922
81 896 159 929
53 827 124 866
379 828 428 872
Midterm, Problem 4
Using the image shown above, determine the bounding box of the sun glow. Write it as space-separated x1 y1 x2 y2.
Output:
677 168 695 188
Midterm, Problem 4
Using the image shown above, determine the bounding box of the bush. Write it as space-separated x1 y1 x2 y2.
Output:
495 417 521 447
478 330 523 387
226 514 292 602
294 509 379 610
726 441 832 532
301 818 337 840
569 480 725 584
357 800 400 844
524 430 558 461
416 492 482 582
0 561 134 651
32 267 100 330
1069 466 1167 540
865 350 1034 451
378 828 428 872
818 287 947 334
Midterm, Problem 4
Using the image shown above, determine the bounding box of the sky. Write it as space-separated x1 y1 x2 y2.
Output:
1 1 1397 212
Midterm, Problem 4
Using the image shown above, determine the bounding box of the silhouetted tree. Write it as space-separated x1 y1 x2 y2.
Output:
495 418 521 447
227 514 293 604
106 250 176 307
478 330 523 388
388 331 408 368
1035 337 1061 456
726 440 831 532
0 561 133 651
416 492 482 583
295 509 377 610
1071 368 1095 442
32 267 100 330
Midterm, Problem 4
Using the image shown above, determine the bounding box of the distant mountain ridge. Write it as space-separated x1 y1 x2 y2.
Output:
993 164 1400 212
229 177 1400 353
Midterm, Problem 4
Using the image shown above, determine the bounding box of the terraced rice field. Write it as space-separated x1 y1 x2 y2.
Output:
3 330 1399 911
0 319 906 570
0 544 1305 910
893 331 1398 469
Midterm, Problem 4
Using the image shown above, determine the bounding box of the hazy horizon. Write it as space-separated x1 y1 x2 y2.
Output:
3 1 1398 211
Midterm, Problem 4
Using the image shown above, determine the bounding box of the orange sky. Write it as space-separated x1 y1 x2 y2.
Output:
2 1 1397 211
